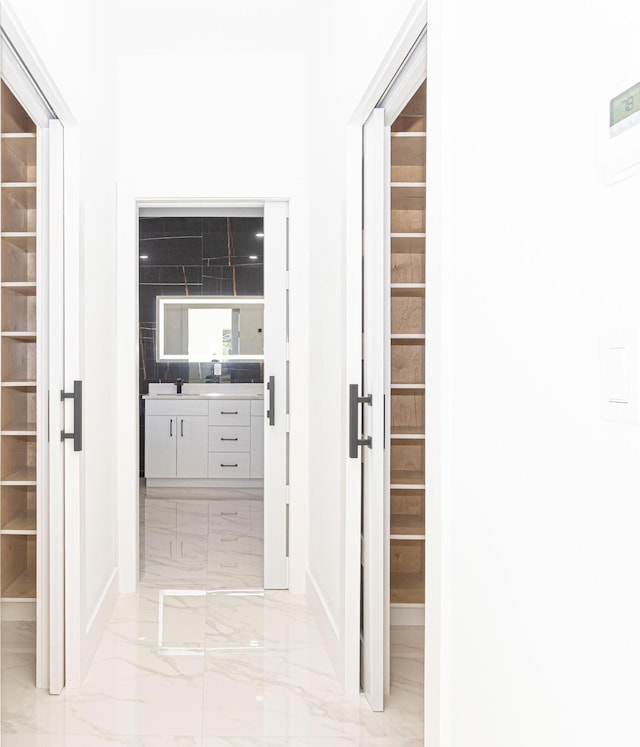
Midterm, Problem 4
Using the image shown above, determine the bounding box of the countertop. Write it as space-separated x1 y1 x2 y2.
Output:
143 393 263 400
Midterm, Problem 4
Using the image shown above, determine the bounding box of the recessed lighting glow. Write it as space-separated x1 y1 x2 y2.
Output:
255 232 264 238
249 255 258 260
140 255 149 259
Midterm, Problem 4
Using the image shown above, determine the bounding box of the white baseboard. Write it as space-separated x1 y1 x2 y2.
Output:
74 567 118 687
306 570 343 685
1 599 36 621
390 603 425 626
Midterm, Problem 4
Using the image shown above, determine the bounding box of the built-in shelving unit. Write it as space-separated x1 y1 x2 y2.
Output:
388 82 426 620
0 81 38 608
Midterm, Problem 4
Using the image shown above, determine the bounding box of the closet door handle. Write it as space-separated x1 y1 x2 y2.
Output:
349 383 372 458
60 380 83 452
267 375 275 426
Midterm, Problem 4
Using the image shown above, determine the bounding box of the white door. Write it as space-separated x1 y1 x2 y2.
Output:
358 108 388 712
263 201 288 589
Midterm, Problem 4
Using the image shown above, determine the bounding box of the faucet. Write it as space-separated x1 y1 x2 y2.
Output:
176 378 183 394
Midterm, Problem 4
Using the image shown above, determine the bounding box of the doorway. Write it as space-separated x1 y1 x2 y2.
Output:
354 37 427 714
116 200 290 596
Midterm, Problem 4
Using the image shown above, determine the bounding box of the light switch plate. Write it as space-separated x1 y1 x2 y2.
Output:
599 329 638 422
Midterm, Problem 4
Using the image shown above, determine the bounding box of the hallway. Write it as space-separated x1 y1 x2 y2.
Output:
1 488 423 745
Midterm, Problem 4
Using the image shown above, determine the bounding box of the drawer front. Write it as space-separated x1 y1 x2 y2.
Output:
208 451 251 478
209 400 250 426
145 399 208 416
209 425 250 452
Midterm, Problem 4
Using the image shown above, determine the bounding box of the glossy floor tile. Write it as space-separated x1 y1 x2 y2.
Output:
1 487 424 745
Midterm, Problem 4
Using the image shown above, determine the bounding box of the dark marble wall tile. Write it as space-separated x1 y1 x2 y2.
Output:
139 217 203 240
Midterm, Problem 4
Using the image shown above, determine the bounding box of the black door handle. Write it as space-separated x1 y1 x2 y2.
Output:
61 380 83 452
267 375 275 426
349 383 372 458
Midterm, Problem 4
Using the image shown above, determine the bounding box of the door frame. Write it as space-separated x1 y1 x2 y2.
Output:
115 188 308 596
344 3 452 744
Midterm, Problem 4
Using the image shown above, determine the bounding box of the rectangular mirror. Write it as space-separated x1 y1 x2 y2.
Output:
157 296 264 362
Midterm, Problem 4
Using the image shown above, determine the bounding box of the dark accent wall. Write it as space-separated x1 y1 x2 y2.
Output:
138 216 264 473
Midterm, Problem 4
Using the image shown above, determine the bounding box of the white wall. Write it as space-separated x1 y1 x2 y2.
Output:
3 0 119 682
430 0 640 743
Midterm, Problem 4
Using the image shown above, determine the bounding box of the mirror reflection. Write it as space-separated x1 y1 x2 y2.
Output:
157 296 264 362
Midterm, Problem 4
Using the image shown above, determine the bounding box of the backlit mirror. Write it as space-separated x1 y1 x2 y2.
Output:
157 296 264 362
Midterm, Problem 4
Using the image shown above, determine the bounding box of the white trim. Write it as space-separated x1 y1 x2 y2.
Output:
139 207 263 218
305 571 343 683
83 568 118 665
390 604 426 626
116 184 308 599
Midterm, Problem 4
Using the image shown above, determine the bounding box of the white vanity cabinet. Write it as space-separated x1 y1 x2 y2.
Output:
144 395 264 486
144 400 209 478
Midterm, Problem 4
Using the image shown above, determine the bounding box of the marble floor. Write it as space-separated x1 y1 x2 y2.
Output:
1 486 424 746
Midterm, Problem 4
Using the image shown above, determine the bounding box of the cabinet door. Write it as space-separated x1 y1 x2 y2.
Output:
145 416 177 478
176 415 209 478
250 416 264 478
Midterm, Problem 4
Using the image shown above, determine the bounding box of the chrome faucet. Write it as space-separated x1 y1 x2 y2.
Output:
176 378 183 394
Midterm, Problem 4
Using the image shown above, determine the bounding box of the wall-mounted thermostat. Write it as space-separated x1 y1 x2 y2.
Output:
598 78 640 183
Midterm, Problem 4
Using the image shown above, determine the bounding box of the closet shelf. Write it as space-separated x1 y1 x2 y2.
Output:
1 570 35 599
391 383 425 390
1 282 37 294
1 182 37 188
1 331 36 340
1 133 37 139
391 132 426 137
1 467 36 484
390 333 425 340
391 232 426 239
391 182 426 188
1 232 36 238
0 509 36 533
390 432 425 439
390 283 425 289
1 422 37 435
390 574 425 604
390 513 425 536
1 381 36 388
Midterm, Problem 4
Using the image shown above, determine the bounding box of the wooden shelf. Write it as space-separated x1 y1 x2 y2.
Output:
391 383 425 390
1 381 36 388
0 510 36 533
390 513 425 537
1 569 35 599
1 423 36 435
1 282 36 294
390 470 425 487
1 83 36 135
1 331 36 339
390 429 425 438
1 467 36 484
390 283 425 289
390 576 425 604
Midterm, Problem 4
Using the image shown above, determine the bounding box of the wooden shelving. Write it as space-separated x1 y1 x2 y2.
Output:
388 82 426 613
0 80 38 606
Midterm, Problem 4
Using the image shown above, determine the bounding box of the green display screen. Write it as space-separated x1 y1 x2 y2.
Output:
611 82 640 126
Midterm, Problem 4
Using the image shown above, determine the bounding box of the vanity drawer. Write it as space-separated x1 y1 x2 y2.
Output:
209 400 250 426
145 399 208 416
208 452 251 478
209 426 250 453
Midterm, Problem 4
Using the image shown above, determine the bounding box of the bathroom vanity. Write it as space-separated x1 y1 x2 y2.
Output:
143 384 264 487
